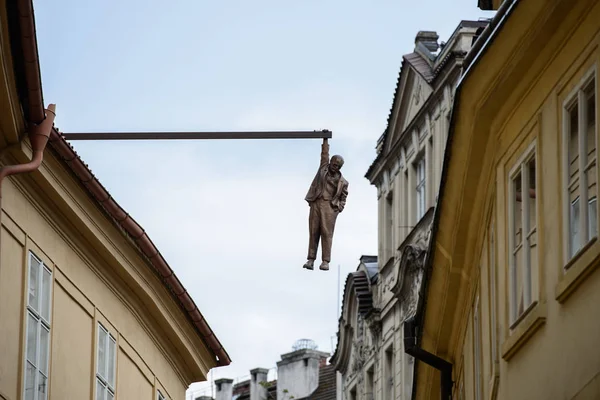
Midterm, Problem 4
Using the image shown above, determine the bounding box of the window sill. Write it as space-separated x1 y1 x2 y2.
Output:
556 238 600 303
501 301 546 361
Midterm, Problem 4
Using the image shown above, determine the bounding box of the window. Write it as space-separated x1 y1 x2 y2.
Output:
384 346 394 400
96 324 116 400
489 219 499 363
386 191 394 257
415 157 426 220
403 170 409 233
349 386 357 400
565 74 597 260
24 252 52 400
365 367 374 400
473 296 482 400
157 391 166 400
508 147 537 324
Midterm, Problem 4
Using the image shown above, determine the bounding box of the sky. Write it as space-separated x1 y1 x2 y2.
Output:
33 0 493 398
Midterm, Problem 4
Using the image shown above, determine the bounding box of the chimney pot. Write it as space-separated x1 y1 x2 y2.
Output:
250 368 269 400
215 378 234 400
415 31 439 52
276 349 330 400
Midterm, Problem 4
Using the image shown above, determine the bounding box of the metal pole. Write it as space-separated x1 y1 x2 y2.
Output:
337 264 341 319
62 130 332 141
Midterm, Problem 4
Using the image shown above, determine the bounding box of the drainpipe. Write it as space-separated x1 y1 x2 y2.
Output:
404 318 452 400
0 104 56 197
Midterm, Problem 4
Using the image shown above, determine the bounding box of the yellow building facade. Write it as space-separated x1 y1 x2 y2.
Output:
0 2 229 400
411 0 600 399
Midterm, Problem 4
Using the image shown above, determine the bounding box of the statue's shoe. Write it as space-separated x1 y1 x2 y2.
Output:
319 262 330 271
303 261 314 270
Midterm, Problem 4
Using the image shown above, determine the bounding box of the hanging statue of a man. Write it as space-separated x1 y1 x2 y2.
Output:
303 138 348 271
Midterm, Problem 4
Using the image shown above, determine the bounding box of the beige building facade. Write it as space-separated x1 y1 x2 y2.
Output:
331 21 487 400
411 0 600 399
0 1 229 400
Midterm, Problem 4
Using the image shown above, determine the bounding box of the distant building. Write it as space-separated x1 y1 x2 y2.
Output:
331 20 488 400
217 341 336 400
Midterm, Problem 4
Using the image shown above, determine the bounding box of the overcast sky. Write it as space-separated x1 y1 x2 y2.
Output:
33 0 493 398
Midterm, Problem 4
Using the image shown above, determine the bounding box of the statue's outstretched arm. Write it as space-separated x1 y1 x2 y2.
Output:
321 138 330 168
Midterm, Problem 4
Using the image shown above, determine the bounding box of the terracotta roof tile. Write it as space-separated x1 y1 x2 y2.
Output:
404 53 435 83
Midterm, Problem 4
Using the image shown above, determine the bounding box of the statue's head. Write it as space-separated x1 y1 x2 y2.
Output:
329 155 344 174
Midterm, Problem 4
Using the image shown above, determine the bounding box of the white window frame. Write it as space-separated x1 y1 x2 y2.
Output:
507 142 537 326
96 323 117 400
562 66 598 263
415 156 426 220
23 251 52 400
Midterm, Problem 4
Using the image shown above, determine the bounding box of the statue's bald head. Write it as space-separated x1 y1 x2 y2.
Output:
329 155 344 174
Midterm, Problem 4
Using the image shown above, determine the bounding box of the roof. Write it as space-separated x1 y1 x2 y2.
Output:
404 52 435 83
9 0 230 366
349 270 374 316
233 380 277 400
364 20 490 181
296 364 336 400
230 365 335 400
359 255 378 282
330 261 377 362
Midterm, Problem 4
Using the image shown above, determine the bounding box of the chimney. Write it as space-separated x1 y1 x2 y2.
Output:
250 368 269 400
415 31 439 53
276 349 330 400
215 378 234 400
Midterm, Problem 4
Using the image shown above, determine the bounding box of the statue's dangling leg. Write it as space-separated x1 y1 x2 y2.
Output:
304 202 321 270
319 200 339 271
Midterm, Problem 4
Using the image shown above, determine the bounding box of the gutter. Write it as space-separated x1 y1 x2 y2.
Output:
10 0 231 367
404 318 452 400
407 0 521 399
14 0 45 123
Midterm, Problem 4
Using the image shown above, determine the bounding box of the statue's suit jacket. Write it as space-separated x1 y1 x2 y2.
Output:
305 142 349 212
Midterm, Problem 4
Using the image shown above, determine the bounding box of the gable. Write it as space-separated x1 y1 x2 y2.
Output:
386 65 433 153
401 71 433 133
